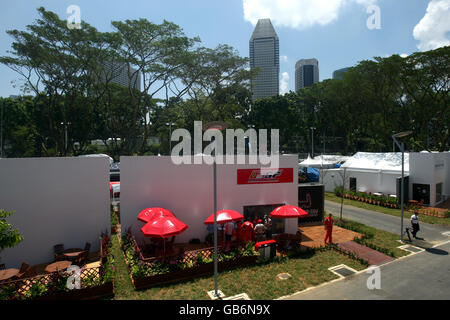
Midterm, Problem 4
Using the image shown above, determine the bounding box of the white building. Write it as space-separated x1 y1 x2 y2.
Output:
120 155 299 245
409 152 449 206
323 151 450 207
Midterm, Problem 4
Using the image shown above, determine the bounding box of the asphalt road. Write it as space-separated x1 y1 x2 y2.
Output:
325 200 450 244
283 241 450 300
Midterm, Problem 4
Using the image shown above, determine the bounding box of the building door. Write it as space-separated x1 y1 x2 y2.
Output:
349 177 357 192
243 204 285 235
412 184 430 205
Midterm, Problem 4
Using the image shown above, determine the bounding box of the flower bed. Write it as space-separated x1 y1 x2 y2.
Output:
0 233 115 300
335 187 400 209
121 232 259 290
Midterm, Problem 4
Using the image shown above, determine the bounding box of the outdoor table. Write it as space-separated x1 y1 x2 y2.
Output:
62 248 84 261
0 268 19 282
44 260 72 273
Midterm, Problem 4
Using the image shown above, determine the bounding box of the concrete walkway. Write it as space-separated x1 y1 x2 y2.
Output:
325 200 450 244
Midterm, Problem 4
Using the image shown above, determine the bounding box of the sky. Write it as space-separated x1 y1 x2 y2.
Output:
0 0 449 97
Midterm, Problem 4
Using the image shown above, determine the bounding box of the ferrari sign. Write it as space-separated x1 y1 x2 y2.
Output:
237 168 293 184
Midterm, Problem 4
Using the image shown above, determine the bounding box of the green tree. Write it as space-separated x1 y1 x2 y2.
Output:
0 209 24 258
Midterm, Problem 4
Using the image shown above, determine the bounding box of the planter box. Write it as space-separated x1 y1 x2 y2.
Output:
36 281 114 300
130 256 257 290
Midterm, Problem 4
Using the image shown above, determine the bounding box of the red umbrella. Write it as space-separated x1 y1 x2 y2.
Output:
204 210 244 225
270 205 309 218
140 215 188 238
138 207 175 223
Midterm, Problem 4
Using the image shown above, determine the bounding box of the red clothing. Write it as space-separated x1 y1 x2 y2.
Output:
324 216 334 244
324 216 334 229
242 221 254 243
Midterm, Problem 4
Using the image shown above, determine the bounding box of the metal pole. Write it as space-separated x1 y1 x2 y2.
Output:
311 128 314 158
65 124 68 155
169 123 172 155
400 142 405 241
340 167 346 221
213 153 218 297
392 131 395 152
0 102 3 158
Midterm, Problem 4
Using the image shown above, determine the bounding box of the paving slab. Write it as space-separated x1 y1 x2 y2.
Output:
338 240 394 266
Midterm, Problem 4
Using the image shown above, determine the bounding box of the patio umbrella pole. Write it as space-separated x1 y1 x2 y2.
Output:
213 156 218 297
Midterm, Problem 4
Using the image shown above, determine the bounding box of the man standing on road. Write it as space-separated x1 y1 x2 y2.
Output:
324 213 334 245
411 212 420 239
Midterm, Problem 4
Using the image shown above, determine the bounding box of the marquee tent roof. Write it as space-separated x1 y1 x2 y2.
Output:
341 152 409 172
299 155 349 167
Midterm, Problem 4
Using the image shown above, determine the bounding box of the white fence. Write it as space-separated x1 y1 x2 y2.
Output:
0 157 110 268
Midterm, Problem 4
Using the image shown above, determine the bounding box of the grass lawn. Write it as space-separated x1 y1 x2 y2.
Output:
335 218 409 258
111 234 367 300
325 192 450 227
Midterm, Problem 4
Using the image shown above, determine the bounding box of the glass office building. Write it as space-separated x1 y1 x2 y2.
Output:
295 59 319 91
249 19 280 100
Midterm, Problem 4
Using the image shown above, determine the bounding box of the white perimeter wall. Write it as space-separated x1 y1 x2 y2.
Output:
0 157 110 268
120 155 299 244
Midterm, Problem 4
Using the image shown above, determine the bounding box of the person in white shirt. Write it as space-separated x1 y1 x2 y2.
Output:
225 221 235 245
411 212 420 239
254 219 267 242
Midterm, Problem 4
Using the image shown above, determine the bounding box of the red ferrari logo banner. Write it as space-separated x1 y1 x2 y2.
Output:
237 168 294 184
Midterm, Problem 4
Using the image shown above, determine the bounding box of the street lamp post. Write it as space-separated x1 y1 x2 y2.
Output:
392 131 412 242
61 121 71 156
204 121 228 299
0 102 3 158
166 122 175 155
310 127 316 158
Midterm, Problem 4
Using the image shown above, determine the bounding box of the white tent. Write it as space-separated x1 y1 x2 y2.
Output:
299 154 349 168
78 153 114 165
341 152 409 173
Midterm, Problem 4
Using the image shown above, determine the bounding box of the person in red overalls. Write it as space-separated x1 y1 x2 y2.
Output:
236 221 243 243
324 213 334 244
242 220 254 243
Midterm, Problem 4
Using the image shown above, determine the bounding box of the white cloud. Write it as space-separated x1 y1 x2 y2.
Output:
243 0 378 30
280 72 290 94
280 55 288 62
400 53 409 58
413 0 450 51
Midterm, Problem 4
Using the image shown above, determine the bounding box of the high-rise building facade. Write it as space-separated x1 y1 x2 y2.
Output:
103 61 141 91
295 59 319 91
249 19 279 100
332 67 349 80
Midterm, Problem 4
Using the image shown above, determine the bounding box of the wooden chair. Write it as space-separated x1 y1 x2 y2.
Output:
75 251 89 266
54 244 65 261
16 262 37 279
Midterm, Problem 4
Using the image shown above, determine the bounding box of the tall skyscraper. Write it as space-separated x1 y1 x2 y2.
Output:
332 67 349 80
295 59 319 91
103 61 142 91
249 19 279 100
